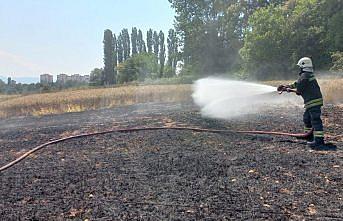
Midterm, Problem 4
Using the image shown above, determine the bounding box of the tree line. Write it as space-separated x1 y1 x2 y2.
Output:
93 0 342 84
93 28 179 85
169 0 343 79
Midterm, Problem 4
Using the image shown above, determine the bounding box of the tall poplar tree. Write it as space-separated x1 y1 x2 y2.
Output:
103 29 115 85
153 31 159 60
112 33 118 84
117 33 124 63
159 31 166 76
113 33 118 69
137 29 146 53
122 28 131 60
147 29 153 54
131 27 138 55
167 28 178 70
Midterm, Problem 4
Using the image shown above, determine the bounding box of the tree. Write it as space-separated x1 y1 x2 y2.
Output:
142 43 147 53
137 29 146 53
159 31 166 76
286 0 331 69
168 0 242 75
131 27 138 55
240 0 342 79
147 29 153 53
168 0 287 75
103 29 116 85
327 11 343 52
167 28 178 72
320 0 343 54
240 5 291 79
117 53 158 83
113 33 118 69
90 68 103 85
117 33 124 63
330 51 343 71
122 28 131 60
0 79 6 93
153 31 159 60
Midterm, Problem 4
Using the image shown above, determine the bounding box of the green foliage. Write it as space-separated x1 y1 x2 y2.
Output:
153 31 159 60
113 33 117 68
103 29 116 84
147 29 153 54
0 79 6 93
168 0 252 75
137 29 146 53
326 2 343 52
117 53 158 84
179 64 197 77
131 27 138 55
90 68 103 86
117 33 124 63
288 0 330 69
121 28 131 60
330 51 343 71
169 0 342 80
143 75 196 85
159 31 166 76
0 82 83 95
167 28 178 73
163 65 175 78
240 5 291 79
104 28 171 84
240 0 343 79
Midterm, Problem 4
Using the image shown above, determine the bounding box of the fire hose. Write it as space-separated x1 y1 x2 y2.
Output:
0 126 313 173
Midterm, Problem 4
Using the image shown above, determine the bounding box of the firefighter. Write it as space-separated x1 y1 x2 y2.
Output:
277 57 327 149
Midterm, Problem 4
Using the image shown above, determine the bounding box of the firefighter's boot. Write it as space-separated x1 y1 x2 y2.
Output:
307 137 336 151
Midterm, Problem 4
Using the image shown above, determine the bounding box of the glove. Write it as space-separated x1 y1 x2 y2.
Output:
277 85 285 92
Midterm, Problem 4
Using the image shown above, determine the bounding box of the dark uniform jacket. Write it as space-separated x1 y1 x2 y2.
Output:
289 71 323 109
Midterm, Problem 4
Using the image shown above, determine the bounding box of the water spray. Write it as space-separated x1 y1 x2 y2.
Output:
192 77 302 119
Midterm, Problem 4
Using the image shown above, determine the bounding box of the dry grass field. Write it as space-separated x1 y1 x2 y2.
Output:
0 85 192 118
0 94 21 103
0 78 342 119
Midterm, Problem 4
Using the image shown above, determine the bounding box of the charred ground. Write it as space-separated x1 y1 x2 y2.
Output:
0 102 342 220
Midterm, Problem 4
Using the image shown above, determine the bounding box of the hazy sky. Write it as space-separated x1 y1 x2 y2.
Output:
0 0 175 78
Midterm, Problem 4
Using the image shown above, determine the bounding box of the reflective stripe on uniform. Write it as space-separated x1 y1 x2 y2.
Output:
304 127 312 132
289 82 297 89
314 131 324 137
304 98 323 109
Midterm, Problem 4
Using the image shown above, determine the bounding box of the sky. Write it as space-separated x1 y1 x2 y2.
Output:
0 0 175 82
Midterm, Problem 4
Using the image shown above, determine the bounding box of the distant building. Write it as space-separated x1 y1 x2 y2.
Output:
71 74 81 82
83 75 90 82
56 74 69 84
7 77 16 86
57 73 90 84
40 74 53 84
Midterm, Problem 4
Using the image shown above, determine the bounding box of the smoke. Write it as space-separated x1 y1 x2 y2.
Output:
192 77 302 119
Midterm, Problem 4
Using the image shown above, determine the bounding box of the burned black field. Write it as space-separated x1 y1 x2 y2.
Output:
0 102 342 220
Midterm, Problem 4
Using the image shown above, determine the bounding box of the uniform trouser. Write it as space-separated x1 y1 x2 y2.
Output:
303 106 324 141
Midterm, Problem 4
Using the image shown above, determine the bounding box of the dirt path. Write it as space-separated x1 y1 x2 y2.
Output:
0 102 342 220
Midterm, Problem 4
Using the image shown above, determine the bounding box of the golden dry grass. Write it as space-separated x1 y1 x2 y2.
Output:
0 78 342 119
0 94 21 103
0 85 192 118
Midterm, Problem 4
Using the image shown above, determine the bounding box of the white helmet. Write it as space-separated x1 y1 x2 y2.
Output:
297 57 313 72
